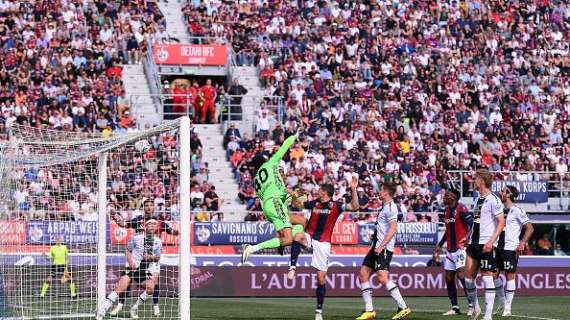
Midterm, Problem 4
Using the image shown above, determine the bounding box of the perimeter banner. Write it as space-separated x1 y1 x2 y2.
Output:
153 44 227 66
491 180 548 203
193 222 276 245
0 221 26 245
190 267 570 297
193 222 359 245
358 223 438 246
26 221 98 244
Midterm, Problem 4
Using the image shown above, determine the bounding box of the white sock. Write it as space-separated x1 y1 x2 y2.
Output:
465 278 479 309
386 281 407 309
101 291 118 313
132 292 148 310
494 278 505 305
483 276 495 319
505 279 516 307
360 281 374 312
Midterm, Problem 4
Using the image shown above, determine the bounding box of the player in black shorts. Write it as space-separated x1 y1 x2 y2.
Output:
493 186 534 316
97 220 162 320
356 183 411 320
40 236 77 298
112 199 177 316
464 170 505 320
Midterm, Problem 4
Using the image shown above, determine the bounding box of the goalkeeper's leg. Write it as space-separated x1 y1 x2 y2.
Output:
40 273 54 298
242 198 303 262
69 280 77 298
40 280 50 298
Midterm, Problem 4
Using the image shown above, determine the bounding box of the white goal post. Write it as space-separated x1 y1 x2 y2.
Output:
0 117 190 320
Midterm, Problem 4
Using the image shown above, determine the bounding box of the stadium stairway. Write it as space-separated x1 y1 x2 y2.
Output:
157 0 191 43
232 67 265 135
193 124 245 221
122 64 162 128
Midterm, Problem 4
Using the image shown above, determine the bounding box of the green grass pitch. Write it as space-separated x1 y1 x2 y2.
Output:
190 297 568 320
10 296 566 319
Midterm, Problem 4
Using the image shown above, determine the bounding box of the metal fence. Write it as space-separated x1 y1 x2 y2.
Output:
220 94 285 133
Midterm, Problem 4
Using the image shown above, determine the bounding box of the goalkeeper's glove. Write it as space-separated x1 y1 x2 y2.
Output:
282 193 293 207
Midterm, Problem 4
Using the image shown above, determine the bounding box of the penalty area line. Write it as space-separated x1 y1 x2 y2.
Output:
396 308 561 320
397 308 561 320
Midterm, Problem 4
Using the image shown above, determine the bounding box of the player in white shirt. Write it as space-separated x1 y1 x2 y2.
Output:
97 220 162 320
355 182 411 320
464 170 505 320
493 186 534 316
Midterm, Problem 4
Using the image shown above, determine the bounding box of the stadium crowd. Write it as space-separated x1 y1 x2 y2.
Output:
187 0 570 217
0 0 189 223
0 0 167 135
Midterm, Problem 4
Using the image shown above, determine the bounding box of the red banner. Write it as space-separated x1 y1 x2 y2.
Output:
161 221 179 245
331 221 358 244
190 267 570 297
153 44 227 66
331 246 371 255
0 221 26 245
109 221 134 245
191 246 236 255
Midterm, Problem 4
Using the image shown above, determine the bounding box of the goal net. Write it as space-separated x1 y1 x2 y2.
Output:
0 118 190 320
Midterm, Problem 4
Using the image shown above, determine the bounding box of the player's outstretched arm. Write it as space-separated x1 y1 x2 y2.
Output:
269 132 299 163
346 176 360 211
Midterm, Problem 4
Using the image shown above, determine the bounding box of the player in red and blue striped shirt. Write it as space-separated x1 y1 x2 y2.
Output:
287 178 359 320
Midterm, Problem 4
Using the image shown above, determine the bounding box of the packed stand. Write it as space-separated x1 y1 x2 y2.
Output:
2 131 181 223
0 0 166 136
0 1 192 221
191 125 222 221
191 0 570 217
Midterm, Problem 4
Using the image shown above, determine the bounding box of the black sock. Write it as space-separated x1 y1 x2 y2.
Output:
316 284 326 310
290 241 301 267
153 283 160 305
447 280 458 307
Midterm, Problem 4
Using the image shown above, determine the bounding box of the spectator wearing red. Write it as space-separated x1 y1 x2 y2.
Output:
171 83 185 118
199 79 216 123
190 81 201 122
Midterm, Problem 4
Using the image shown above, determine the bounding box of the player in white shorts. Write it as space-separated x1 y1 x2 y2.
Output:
97 220 162 320
493 186 534 316
287 178 359 320
435 188 473 315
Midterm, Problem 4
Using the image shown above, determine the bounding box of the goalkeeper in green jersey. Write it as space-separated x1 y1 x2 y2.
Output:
241 127 306 263
40 236 77 298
